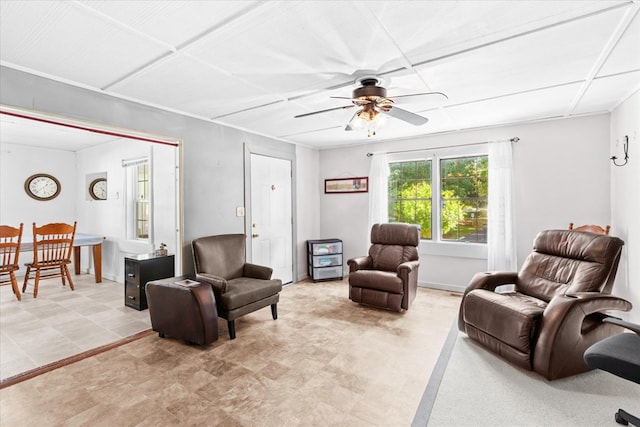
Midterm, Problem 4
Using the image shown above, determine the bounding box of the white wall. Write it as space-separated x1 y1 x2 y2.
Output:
75 139 178 282
0 137 179 283
1 66 297 280
295 145 321 281
610 89 640 324
0 143 77 268
0 144 77 226
319 114 612 292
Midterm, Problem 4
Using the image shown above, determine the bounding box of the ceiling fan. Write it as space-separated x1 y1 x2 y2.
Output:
294 76 447 137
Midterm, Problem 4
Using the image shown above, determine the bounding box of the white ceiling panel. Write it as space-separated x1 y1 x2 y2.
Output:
597 10 640 76
0 1 169 88
184 1 407 95
1 0 639 149
111 53 280 119
370 1 628 66
76 0 258 48
443 83 583 130
572 70 640 115
413 6 630 106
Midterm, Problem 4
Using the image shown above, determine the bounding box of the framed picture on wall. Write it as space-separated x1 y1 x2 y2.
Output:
324 177 368 194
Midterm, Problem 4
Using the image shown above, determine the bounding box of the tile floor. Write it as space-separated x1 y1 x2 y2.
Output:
0 274 151 381
0 279 463 426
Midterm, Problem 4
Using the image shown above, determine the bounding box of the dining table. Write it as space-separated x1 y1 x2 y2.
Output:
20 233 105 283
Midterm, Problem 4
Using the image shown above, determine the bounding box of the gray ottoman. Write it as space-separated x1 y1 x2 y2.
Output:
145 277 219 345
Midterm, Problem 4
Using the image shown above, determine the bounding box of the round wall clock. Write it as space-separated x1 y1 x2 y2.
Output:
24 173 61 201
89 177 107 200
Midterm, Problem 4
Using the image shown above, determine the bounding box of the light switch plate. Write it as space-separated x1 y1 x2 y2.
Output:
236 206 245 217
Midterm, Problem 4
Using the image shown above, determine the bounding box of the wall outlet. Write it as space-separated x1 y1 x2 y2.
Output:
236 206 245 217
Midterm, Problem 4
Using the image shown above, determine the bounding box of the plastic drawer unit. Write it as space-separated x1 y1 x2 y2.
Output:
307 239 343 282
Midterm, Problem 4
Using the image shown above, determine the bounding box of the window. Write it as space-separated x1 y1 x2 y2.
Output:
134 163 150 239
389 160 433 239
388 153 488 243
123 157 150 241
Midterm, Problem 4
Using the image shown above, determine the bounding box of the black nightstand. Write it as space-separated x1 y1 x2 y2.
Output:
124 253 175 310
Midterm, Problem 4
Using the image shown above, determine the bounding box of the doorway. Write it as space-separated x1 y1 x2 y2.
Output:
249 153 293 284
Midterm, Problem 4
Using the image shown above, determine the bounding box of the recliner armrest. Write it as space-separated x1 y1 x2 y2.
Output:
195 273 228 294
533 293 633 379
243 263 273 280
397 260 419 274
464 271 518 294
347 256 372 272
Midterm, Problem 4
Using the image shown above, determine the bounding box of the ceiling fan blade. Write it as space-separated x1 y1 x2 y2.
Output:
387 91 448 105
383 106 429 126
294 104 355 118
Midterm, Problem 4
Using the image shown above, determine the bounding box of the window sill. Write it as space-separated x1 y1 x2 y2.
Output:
419 240 487 260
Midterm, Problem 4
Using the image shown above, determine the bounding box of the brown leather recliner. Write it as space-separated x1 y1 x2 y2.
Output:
458 229 632 380
348 223 420 311
192 234 282 340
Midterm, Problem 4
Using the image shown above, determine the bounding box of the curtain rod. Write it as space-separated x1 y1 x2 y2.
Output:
365 136 519 157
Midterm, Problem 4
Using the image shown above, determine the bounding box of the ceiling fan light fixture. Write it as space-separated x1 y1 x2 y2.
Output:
349 107 386 137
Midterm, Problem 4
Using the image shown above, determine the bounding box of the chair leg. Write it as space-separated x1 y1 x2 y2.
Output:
10 272 21 301
227 320 236 340
271 303 278 320
22 265 31 293
33 270 41 298
64 265 75 290
60 266 66 287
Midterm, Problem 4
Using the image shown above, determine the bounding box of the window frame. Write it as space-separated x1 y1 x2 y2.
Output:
387 145 488 260
123 157 152 243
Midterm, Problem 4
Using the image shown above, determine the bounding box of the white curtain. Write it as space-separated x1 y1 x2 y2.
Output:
488 140 517 271
368 154 390 236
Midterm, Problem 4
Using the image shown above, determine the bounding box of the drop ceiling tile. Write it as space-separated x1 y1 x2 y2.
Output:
412 6 629 107
371 1 630 65
110 54 280 119
183 1 406 96
572 70 640 115
443 83 582 130
77 0 257 48
598 9 640 76
0 1 169 88
218 100 345 139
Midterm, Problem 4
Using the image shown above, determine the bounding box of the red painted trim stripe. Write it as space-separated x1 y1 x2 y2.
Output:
1 110 179 147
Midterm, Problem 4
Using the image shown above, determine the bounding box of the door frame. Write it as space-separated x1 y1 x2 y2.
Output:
243 143 297 283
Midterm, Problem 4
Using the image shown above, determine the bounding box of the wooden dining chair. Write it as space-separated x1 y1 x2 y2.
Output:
22 222 77 298
569 222 610 235
0 223 24 301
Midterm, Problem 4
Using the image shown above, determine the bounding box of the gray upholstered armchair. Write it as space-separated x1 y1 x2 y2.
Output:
192 234 282 339
347 223 420 311
458 229 631 380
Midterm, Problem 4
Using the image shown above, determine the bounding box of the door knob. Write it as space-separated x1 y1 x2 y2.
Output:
252 233 259 238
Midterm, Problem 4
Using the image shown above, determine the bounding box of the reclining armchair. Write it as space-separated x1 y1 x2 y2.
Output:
348 223 420 312
192 234 282 339
458 229 631 380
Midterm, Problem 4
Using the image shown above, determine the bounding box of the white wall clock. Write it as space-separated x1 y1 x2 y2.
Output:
89 177 107 200
24 173 61 201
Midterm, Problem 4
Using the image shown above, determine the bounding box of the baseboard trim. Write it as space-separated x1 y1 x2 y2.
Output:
418 281 466 293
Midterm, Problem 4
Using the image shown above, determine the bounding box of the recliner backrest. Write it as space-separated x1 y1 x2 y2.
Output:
192 234 246 280
368 223 419 272
516 229 624 302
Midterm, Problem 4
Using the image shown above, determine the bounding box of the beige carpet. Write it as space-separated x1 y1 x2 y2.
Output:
0 280 462 426
423 331 640 426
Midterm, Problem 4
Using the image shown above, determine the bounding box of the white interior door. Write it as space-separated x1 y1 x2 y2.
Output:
250 154 293 284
